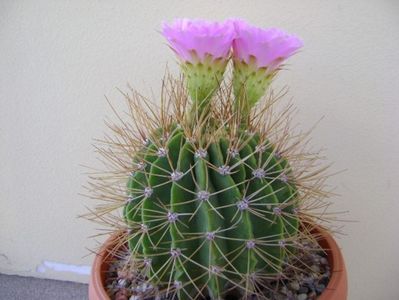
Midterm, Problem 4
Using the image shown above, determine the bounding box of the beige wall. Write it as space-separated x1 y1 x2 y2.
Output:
1 1 398 298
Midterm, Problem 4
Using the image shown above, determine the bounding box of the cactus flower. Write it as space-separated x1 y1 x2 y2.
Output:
162 19 235 108
232 19 303 116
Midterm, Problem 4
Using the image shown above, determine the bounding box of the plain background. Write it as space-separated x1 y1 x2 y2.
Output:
1 1 398 299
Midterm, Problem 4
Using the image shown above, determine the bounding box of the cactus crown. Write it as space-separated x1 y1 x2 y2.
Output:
87 19 333 300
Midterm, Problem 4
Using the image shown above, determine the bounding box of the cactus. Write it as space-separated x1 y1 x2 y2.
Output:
88 19 331 300
124 120 300 298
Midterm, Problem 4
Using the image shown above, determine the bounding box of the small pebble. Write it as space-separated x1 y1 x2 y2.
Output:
308 291 317 299
320 276 329 286
289 281 300 291
117 279 128 288
280 285 288 295
302 276 313 284
298 286 309 294
297 294 307 300
316 284 326 293
115 289 129 300
320 257 328 265
311 265 320 273
307 283 316 292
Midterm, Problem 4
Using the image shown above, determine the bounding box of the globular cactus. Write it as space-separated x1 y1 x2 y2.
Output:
124 122 299 299
88 19 330 300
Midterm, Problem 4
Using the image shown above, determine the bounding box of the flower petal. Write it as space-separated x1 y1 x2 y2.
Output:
162 18 236 62
232 19 303 70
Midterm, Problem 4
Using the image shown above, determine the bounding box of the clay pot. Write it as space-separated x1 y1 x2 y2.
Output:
88 228 348 300
316 228 348 300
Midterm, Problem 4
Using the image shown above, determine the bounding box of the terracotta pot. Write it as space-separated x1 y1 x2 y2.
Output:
315 228 348 300
88 228 348 300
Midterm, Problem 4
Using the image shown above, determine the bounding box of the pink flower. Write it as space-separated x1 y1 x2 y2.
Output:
232 19 303 71
162 19 236 63
162 19 236 105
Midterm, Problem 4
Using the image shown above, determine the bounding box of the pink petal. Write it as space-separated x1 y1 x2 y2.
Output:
231 19 303 70
162 18 236 62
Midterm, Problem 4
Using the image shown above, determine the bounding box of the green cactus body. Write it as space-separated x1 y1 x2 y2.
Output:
124 126 299 299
